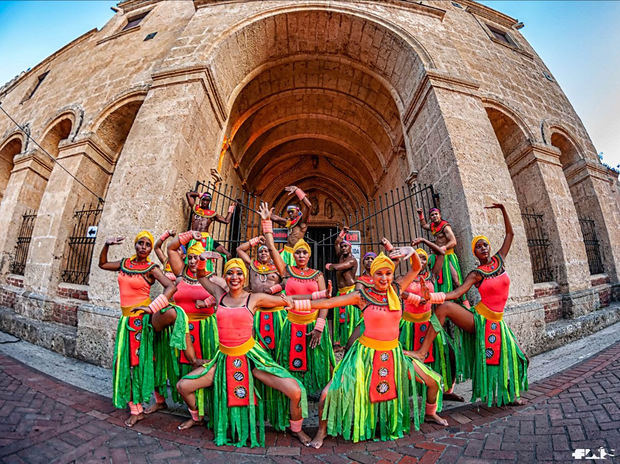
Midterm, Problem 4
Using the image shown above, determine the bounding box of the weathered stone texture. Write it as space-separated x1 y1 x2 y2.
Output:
0 0 618 365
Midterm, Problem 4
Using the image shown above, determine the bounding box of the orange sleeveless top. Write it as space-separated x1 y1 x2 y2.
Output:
117 258 155 308
360 287 402 341
216 293 254 346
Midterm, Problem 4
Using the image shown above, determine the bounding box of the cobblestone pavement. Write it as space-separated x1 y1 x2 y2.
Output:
0 343 618 464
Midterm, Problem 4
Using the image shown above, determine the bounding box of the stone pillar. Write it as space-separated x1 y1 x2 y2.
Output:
0 149 53 276
87 68 226 306
23 136 115 295
505 144 594 316
563 160 620 282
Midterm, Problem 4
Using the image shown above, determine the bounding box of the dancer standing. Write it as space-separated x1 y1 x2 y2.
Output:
411 204 528 406
260 202 335 395
269 186 312 266
306 251 446 448
176 258 310 447
355 251 376 289
325 228 359 346
98 231 186 427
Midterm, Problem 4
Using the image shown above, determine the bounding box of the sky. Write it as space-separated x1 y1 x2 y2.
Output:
0 1 618 169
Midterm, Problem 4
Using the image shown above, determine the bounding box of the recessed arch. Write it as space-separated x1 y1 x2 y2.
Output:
0 133 24 201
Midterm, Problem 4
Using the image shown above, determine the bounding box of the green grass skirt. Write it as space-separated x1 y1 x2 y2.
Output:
113 304 188 408
471 313 528 406
253 309 286 359
323 340 441 442
333 287 361 346
183 342 308 448
276 317 335 394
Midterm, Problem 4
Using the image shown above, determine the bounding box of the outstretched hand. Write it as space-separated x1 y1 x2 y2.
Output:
390 246 415 261
308 328 323 349
411 237 423 247
199 251 222 260
105 236 125 246
284 186 298 195
258 202 273 221
280 294 294 310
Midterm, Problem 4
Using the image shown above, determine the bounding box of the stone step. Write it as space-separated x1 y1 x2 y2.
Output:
0 306 76 358
543 303 620 352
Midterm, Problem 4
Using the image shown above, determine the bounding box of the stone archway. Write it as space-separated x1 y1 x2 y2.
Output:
0 134 23 202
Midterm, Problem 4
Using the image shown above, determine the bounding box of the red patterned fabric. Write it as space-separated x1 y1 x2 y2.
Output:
258 312 276 350
484 320 502 365
413 322 435 363
225 355 256 407
289 323 308 372
369 350 397 403
128 316 144 367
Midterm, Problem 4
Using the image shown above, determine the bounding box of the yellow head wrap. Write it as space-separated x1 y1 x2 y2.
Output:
411 248 428 267
292 238 311 256
471 235 490 255
132 230 154 261
369 252 400 312
186 240 205 256
223 258 248 282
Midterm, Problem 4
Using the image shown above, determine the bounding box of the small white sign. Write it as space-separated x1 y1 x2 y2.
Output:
87 226 98 238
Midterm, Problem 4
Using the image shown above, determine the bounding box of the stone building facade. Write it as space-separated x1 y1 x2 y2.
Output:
0 0 618 367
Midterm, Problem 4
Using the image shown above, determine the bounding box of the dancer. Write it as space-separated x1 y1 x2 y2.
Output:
260 202 335 395
176 258 310 447
400 246 464 402
355 251 376 289
306 251 446 448
98 231 186 427
325 228 359 346
186 190 236 260
269 186 312 266
416 207 469 306
411 204 528 407
236 235 285 357
154 229 177 282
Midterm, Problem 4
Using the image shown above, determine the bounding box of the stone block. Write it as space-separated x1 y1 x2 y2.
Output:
562 288 600 319
76 303 118 368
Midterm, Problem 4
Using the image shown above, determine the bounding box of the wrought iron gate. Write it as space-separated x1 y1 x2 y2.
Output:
521 210 554 283
61 203 104 285
10 210 37 275
192 180 439 276
579 217 604 275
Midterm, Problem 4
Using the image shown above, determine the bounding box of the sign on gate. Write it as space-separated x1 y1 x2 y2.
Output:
273 228 288 243
344 230 361 276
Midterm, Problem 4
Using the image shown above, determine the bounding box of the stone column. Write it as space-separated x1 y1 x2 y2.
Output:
0 149 53 276
505 144 593 316
22 136 115 295
87 68 226 306
563 160 620 282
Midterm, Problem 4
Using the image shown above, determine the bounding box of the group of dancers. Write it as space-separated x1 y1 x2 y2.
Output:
99 185 528 448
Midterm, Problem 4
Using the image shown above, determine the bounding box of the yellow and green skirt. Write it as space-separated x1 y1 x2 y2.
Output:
279 245 296 267
183 339 308 448
333 285 361 346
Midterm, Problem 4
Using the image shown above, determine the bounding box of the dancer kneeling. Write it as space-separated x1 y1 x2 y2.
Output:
176 258 310 447
411 203 528 407
307 252 446 448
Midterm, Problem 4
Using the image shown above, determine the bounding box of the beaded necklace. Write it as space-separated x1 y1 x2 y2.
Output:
430 220 449 236
474 253 505 279
193 204 216 218
120 258 156 275
287 265 319 280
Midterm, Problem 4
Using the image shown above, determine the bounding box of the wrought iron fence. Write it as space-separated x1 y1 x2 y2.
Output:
10 210 37 275
192 180 439 277
60 203 103 285
521 211 554 283
579 217 604 275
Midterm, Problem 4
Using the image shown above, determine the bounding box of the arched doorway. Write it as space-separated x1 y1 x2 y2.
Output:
0 135 22 203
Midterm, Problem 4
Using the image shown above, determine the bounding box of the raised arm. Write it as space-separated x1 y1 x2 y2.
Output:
236 235 264 267
98 236 124 271
154 230 175 265
416 208 431 231
444 271 481 301
186 191 199 207
167 230 202 275
412 237 444 277
396 248 422 290
284 185 311 226
215 202 237 224
333 226 348 256
259 202 287 276
486 203 513 258
196 253 226 301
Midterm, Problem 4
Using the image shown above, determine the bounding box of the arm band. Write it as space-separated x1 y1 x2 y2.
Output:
425 402 437 415
148 294 169 313
314 318 326 332
159 231 170 242
383 239 394 252
295 188 306 201
249 236 261 247
197 259 206 271
262 220 273 234
311 289 327 300
294 299 312 313
179 231 193 245
203 295 216 308
339 230 346 239
429 292 446 304
269 284 282 294
406 293 423 305
228 204 236 213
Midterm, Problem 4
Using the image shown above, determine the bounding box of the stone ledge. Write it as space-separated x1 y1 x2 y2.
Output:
542 303 620 354
0 306 76 358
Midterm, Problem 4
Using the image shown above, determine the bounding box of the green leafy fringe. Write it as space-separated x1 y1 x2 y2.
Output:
333 289 362 346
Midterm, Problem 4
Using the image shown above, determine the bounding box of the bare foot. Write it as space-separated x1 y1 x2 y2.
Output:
443 392 465 402
425 413 448 426
144 402 167 414
177 418 203 430
290 429 312 445
308 428 327 448
509 398 526 406
125 413 145 427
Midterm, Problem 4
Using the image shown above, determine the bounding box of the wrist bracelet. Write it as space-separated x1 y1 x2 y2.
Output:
262 220 273 234
314 318 325 332
295 188 306 201
179 231 193 245
294 299 312 313
159 231 170 242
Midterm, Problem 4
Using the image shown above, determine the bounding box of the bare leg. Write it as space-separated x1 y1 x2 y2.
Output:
176 364 216 430
443 348 464 402
411 302 475 361
151 306 177 332
413 364 447 426
253 369 311 445
448 261 470 308
309 381 332 449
